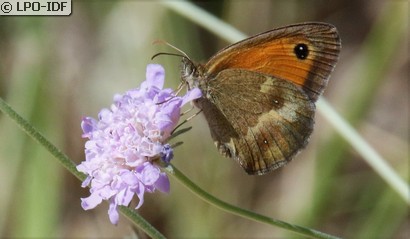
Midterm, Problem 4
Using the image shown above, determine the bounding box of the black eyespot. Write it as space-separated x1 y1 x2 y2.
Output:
294 43 309 60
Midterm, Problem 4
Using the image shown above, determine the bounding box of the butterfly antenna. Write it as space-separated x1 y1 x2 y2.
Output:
152 40 191 60
151 40 194 68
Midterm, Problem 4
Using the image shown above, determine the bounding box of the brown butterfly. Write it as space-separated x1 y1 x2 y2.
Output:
180 22 341 175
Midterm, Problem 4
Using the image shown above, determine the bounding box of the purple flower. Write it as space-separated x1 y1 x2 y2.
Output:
77 64 201 225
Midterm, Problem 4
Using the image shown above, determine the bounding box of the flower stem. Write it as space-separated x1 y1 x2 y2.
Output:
0 97 85 181
0 97 166 239
166 164 341 239
119 206 166 239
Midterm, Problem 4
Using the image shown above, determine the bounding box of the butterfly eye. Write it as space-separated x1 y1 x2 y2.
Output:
294 43 309 60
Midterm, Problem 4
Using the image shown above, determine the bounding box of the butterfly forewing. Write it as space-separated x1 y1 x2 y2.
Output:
205 22 341 101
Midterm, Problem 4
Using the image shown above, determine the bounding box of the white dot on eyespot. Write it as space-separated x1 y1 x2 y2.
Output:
263 139 268 144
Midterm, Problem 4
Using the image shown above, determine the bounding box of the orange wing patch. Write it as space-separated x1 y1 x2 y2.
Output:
204 23 340 101
206 38 316 87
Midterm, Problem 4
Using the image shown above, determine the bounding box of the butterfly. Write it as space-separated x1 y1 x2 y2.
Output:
179 22 341 175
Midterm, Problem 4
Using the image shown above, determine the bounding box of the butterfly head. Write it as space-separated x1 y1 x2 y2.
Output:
181 57 207 93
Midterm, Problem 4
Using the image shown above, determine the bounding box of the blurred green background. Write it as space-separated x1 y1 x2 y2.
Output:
0 0 408 238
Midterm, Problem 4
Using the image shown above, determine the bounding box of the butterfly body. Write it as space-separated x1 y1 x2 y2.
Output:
181 22 341 175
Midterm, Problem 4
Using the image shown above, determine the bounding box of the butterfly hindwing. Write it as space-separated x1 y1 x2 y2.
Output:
201 69 315 174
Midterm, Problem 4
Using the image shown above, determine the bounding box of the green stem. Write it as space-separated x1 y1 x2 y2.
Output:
119 206 166 239
0 97 84 181
0 97 165 239
165 164 342 239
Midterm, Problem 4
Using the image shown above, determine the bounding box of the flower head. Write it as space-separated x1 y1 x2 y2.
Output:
77 64 201 224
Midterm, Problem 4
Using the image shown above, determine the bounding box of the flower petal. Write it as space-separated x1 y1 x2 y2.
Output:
143 64 165 90
81 117 97 137
155 172 170 193
182 88 202 105
108 201 120 225
81 193 103 210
